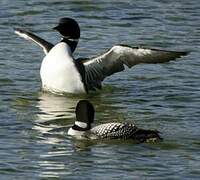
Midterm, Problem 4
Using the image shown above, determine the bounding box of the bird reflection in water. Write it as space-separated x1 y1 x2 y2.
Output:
33 92 87 136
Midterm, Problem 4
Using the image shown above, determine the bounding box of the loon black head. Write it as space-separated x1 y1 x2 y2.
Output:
53 17 80 53
73 100 95 131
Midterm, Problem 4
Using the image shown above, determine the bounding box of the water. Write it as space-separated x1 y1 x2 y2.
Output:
0 0 200 179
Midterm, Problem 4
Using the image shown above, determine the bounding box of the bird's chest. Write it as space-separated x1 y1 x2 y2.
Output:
40 43 85 93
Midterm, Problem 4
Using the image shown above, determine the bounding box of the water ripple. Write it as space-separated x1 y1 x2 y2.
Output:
0 0 200 179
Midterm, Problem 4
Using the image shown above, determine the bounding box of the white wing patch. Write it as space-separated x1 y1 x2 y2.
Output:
113 45 152 56
132 48 152 56
15 30 30 40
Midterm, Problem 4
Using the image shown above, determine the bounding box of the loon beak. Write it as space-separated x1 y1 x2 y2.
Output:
53 25 59 30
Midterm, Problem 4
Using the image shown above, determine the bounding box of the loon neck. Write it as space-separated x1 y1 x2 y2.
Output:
61 38 78 53
72 121 91 131
72 124 91 131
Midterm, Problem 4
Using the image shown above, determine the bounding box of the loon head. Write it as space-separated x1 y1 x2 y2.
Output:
72 100 95 132
53 17 80 52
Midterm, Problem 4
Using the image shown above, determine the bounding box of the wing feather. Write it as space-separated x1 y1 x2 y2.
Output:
14 28 54 55
83 45 189 90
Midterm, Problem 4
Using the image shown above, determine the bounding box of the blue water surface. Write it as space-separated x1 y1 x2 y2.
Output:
0 0 199 179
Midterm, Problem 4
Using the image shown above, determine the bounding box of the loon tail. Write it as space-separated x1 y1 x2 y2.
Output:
133 129 162 143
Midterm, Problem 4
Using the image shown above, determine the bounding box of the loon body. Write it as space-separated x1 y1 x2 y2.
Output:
15 18 189 94
40 42 85 93
68 100 162 143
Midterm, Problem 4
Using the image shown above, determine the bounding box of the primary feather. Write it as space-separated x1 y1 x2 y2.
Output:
14 28 53 55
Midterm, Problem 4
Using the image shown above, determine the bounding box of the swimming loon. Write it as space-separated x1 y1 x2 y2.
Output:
15 17 189 94
68 100 162 142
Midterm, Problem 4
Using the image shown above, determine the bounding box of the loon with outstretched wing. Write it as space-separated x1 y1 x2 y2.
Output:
15 17 189 94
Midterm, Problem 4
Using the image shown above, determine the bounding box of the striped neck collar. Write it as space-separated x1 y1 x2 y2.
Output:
72 121 91 131
61 38 79 53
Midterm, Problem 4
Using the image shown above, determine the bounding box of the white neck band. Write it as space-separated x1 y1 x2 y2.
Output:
68 38 79 42
75 121 88 128
62 37 79 42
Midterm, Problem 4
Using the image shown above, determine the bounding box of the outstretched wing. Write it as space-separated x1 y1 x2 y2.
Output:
14 28 54 55
83 45 189 90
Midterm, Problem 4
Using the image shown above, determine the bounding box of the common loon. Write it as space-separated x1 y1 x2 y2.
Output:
15 17 188 94
68 100 162 142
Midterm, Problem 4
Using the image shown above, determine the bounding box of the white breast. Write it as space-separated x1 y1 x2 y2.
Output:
68 127 85 136
40 42 85 94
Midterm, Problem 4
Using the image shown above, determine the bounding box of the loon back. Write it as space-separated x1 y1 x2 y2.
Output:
90 122 161 142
